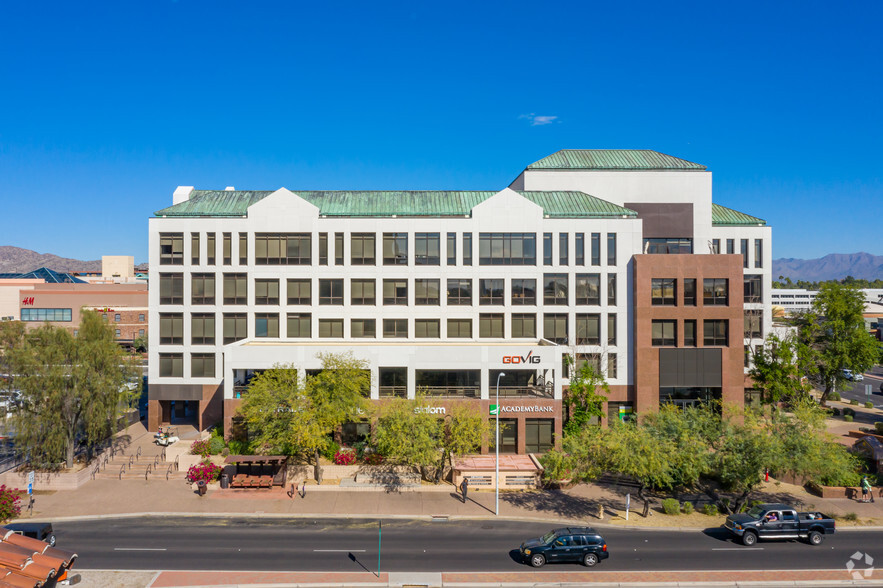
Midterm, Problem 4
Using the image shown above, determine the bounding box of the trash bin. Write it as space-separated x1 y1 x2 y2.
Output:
220 474 229 489
197 480 207 496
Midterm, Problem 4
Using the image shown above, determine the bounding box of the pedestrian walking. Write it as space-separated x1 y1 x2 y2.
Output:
301 480 307 499
287 483 295 499
861 475 874 503
460 477 468 503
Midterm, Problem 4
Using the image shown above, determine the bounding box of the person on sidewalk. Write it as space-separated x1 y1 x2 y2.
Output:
861 476 874 503
301 480 306 499
460 477 468 503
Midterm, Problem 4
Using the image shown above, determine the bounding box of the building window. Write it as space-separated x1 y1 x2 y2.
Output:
608 314 617 345
754 239 763 268
159 313 183 344
191 313 215 345
383 279 408 305
454 233 469 269
159 353 183 377
319 318 344 338
206 233 216 265
351 279 376 305
704 319 729 346
159 274 184 305
191 274 215 305
643 238 692 254
319 279 344 305
139 314 145 322
159 233 184 265
684 278 697 306
254 279 280 305
651 320 677 346
447 233 456 265
286 279 311 305
255 233 311 265
575 274 600 305
543 233 552 266
512 279 536 305
607 274 617 306
607 233 616 265
223 233 232 265
415 233 440 265
511 313 536 338
651 278 677 306
607 353 618 379
334 233 344 266
741 239 749 268
703 279 729 306
351 318 376 338
543 313 568 344
287 313 311 338
319 233 328 265
559 233 568 265
589 232 601 266
114 329 121 337
383 233 408 265
447 279 472 306
113 313 121 322
222 273 248 305
479 279 504 305
222 313 247 344
726 238 734 254
238 233 248 265
744 310 763 339
543 274 568 305
138 329 144 337
480 314 504 338
684 319 697 347
448 318 472 338
415 279 440 305
575 233 585 265
191 353 215 378
347 233 376 265
525 419 553 453
479 233 536 265
255 313 279 338
712 239 720 254
744 275 763 304
415 319 440 338
191 232 200 265
383 318 408 338
576 314 600 345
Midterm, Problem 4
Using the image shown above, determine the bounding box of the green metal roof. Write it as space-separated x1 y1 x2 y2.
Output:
155 190 637 219
711 203 766 226
527 149 706 171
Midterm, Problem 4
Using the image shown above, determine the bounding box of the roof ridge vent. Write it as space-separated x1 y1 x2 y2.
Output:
225 186 235 191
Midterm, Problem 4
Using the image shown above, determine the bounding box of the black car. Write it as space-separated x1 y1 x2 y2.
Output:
3 522 56 546
519 527 609 568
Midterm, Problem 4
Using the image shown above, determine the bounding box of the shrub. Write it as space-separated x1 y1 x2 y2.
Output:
866 402 875 409
190 439 211 458
844 408 856 417
227 440 253 455
333 449 356 466
221 447 230 457
321 441 341 462
845 415 854 423
682 501 694 515
831 408 841 416
829 391 841 401
209 437 226 455
851 399 860 406
185 461 222 484
661 498 680 515
843 512 858 522
353 441 367 460
0 485 21 523
364 452 384 466
876 422 883 434
702 504 719 516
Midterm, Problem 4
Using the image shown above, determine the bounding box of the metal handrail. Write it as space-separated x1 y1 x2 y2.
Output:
166 463 173 480
119 464 125 480
153 455 160 468
145 463 152 480
92 464 100 480
161 447 167 463
128 455 135 468
136 446 142 460
378 386 407 398
174 455 180 471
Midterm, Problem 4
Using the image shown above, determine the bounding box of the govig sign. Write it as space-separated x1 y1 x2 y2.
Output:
502 351 540 364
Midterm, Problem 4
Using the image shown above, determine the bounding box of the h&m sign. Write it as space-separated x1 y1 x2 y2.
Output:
21 297 34 306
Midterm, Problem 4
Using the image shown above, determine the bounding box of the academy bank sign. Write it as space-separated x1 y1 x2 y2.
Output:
489 404 554 415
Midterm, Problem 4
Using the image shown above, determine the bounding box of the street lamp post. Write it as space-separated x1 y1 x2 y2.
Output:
495 371 505 516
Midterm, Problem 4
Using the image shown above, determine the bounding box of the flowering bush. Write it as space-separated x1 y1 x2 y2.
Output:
185 461 222 484
0 485 21 522
190 439 211 458
364 452 384 465
333 449 356 466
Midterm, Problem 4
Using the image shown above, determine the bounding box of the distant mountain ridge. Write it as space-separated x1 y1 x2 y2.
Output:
773 253 883 282
0 246 147 274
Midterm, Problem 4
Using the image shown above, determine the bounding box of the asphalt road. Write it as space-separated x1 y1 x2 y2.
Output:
55 517 883 573
837 366 883 407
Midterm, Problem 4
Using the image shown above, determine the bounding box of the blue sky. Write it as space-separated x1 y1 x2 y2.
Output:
1 1 880 263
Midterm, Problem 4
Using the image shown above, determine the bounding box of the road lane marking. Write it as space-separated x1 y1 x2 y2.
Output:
712 547 763 551
114 548 168 551
313 549 366 552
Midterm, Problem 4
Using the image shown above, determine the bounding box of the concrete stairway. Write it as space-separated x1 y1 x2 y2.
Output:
92 423 197 481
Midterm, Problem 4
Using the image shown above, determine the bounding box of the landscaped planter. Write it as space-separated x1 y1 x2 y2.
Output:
806 481 880 500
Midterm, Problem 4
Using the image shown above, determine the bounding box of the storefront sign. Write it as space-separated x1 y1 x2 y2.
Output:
501 351 540 364
489 404 554 415
415 406 446 415
21 297 34 306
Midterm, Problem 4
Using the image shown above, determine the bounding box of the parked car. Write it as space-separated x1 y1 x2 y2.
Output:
519 527 609 568
724 503 835 546
3 522 56 546
843 369 864 382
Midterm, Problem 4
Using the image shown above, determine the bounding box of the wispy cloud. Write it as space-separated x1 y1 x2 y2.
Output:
519 113 559 126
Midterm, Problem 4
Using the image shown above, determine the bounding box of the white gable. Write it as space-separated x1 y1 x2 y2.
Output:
247 188 321 220
471 188 544 228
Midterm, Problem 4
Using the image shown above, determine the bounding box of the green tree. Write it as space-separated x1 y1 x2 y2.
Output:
435 402 493 482
605 421 675 516
794 283 879 404
8 312 139 468
563 357 609 435
372 395 442 478
749 332 812 404
0 321 27 397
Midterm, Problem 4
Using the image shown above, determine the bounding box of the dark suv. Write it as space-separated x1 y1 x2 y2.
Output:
3 522 56 547
519 527 609 568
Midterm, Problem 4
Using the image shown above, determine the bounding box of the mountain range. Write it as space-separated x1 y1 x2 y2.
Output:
0 246 147 274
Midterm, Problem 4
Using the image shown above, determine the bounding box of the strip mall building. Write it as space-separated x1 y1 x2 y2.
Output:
148 150 771 453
